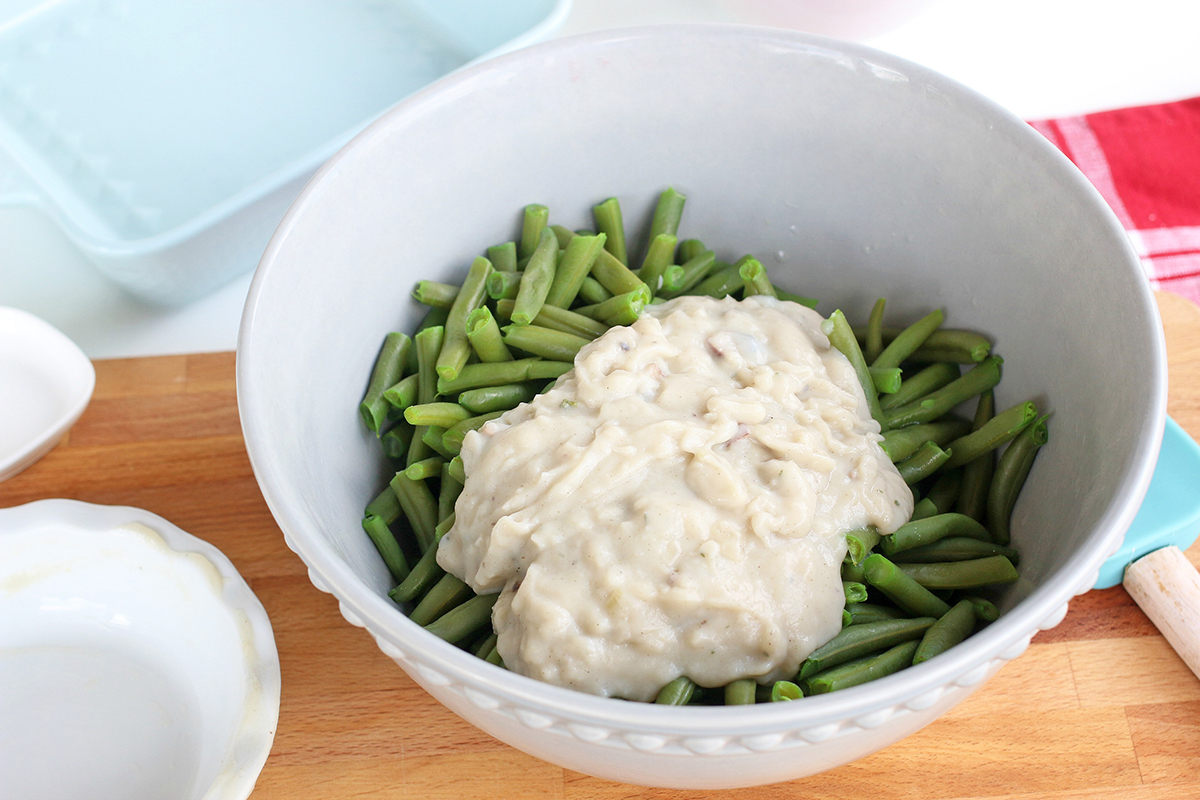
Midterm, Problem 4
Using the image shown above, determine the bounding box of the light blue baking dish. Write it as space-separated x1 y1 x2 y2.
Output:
0 0 570 304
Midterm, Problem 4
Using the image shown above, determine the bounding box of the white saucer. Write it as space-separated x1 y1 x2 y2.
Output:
0 307 95 482
0 500 281 800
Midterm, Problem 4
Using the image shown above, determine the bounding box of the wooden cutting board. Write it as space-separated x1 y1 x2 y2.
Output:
3 292 1199 800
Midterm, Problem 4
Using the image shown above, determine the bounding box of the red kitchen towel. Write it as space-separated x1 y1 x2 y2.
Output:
1030 97 1200 306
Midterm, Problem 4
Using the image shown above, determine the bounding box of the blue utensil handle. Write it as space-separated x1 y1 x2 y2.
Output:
1094 416 1200 589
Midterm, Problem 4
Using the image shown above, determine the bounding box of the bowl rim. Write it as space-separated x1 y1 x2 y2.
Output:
238 22 1167 735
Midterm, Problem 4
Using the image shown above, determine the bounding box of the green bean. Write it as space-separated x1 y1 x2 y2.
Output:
802 640 921 695
845 526 881 566
487 241 517 272
576 286 651 327
503 324 589 362
520 204 549 258
863 554 951 618
404 401 472 429
678 238 706 264
466 307 514 362
592 197 628 265
963 595 1000 622
484 643 504 666
577 275 613 305
869 366 903 394
365 485 402 523
905 330 992 364
842 560 865 584
436 358 573 394
436 256 492 382
909 497 938 522
390 472 439 553
408 428 433 469
409 573 473 626
442 411 505 455
688 263 744 299
879 513 991 556
856 326 991 364
842 609 854 627
896 441 951 484
660 264 686 293
924 469 963 514
389 514 453 603
897 555 1020 590
413 280 459 308
881 420 970 463
458 383 540 414
957 391 996 521
382 373 420 414
844 581 869 604
360 332 411 434
771 681 803 701
414 304 450 334
656 249 716 298
486 271 523 300
738 258 776 298
890 537 1019 565
987 415 1049 545
879 362 960 411
495 298 609 340
846 602 908 625
798 617 934 678
420 425 453 458
943 401 1037 469
472 631 498 657
639 233 678 296
912 600 976 664
725 678 757 705
550 224 575 249
438 461 462 521
512 228 558 326
590 247 646 296
871 309 943 370
655 676 696 705
546 233 607 309
447 455 466 484
884 356 1003 429
362 514 410 582
649 186 686 242
380 424 412 460
775 288 819 308
424 593 500 644
865 298 886 363
821 309 887 431
403 456 444 482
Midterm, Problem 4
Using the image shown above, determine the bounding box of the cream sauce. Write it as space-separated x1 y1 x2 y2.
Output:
438 295 912 700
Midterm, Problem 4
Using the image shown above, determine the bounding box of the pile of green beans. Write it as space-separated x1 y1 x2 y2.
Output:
358 189 1048 706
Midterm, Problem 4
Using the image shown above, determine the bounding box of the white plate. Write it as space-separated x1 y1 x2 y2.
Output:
0 307 95 482
0 500 281 800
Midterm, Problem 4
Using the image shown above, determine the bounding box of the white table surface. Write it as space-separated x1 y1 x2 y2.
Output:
4 0 1199 359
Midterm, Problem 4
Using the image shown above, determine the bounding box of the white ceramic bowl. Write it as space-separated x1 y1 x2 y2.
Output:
238 25 1166 788
0 307 95 482
0 500 280 800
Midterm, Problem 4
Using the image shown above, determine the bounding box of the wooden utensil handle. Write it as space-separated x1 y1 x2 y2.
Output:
1124 545 1200 681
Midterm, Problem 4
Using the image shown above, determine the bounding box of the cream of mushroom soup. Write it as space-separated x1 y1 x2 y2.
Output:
437 295 913 700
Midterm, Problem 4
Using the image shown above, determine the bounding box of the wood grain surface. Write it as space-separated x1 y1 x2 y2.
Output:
3 293 1200 799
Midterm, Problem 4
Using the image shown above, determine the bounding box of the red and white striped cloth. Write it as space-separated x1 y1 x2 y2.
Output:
1030 96 1200 306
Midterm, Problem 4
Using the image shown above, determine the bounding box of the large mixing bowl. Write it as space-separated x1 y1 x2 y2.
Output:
237 24 1166 789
